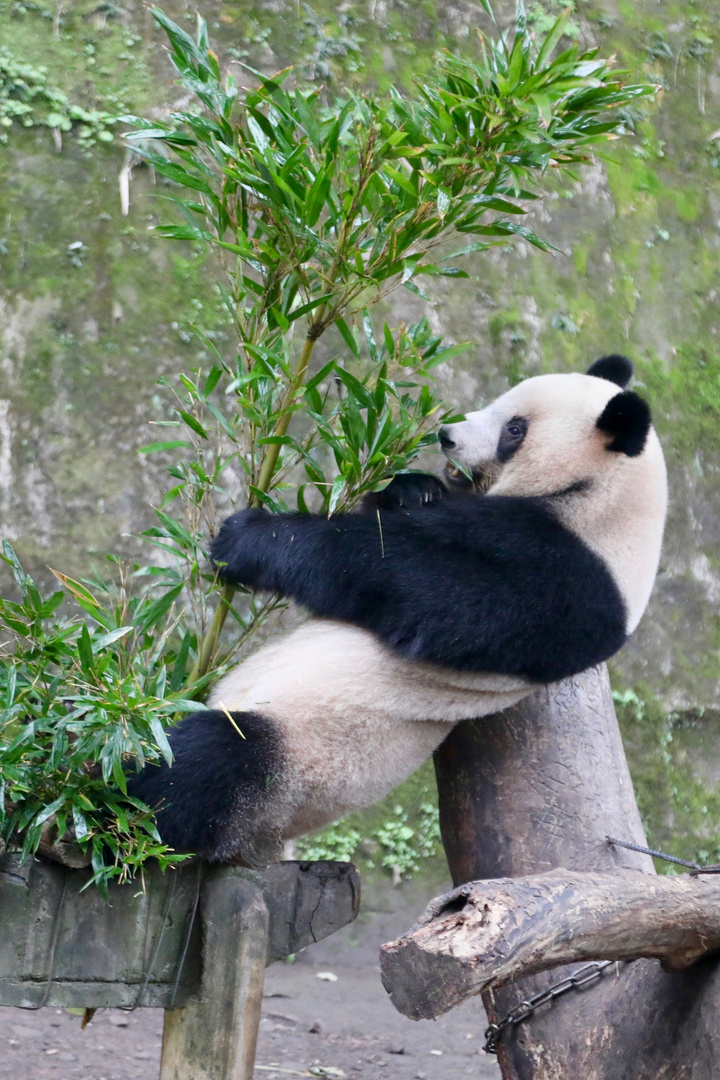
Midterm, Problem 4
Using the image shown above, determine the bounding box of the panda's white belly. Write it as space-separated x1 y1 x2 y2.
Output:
209 619 535 834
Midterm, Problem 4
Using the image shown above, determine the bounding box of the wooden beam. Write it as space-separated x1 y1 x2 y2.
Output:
381 869 720 1020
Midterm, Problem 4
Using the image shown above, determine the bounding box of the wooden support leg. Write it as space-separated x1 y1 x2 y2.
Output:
159 874 269 1080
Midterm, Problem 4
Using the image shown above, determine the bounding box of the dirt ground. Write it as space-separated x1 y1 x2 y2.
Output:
0 874 500 1080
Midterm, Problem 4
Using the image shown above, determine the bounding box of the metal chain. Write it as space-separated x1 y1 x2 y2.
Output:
607 836 720 875
483 960 617 1054
483 835 720 1054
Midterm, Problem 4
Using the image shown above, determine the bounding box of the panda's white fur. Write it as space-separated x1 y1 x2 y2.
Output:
209 622 535 839
130 357 667 865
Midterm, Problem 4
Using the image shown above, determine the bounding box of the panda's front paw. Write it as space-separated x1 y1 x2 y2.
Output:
360 472 447 515
210 508 272 587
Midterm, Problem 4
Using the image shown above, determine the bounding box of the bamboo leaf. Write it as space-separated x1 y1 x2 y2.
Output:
382 164 416 197
78 624 94 675
336 318 360 357
287 294 335 325
34 797 66 828
150 717 174 767
140 440 193 454
92 627 134 654
179 411 210 439
422 342 473 369
328 475 347 515
49 570 100 609
415 264 469 278
154 224 211 242
305 167 333 227
135 585 184 634
363 311 377 361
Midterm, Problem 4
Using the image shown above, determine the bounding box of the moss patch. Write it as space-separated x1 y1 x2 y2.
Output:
616 686 720 870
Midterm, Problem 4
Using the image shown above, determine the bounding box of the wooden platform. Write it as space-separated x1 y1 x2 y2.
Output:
0 853 360 1080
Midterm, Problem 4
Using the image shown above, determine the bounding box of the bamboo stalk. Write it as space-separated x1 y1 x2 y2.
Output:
186 332 319 688
253 333 317 497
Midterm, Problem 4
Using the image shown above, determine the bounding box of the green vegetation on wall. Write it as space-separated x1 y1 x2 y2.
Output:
0 49 115 146
615 688 720 872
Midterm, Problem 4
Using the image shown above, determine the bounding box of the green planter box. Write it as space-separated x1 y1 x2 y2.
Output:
0 853 360 1080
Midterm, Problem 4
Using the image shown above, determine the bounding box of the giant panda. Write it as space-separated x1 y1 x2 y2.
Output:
129 355 667 866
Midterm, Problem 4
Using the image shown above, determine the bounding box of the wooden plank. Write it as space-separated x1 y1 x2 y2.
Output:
0 855 359 1009
251 859 361 963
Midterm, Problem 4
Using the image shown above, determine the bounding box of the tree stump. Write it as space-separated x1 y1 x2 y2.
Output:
426 666 720 1080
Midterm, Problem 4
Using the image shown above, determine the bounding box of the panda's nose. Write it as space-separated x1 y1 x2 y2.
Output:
438 427 456 451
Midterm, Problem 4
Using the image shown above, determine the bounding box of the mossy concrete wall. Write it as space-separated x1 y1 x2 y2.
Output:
2 0 720 864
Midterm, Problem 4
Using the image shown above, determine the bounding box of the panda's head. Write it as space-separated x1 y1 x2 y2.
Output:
439 355 654 499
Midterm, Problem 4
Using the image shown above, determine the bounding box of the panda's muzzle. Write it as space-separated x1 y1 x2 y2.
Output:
440 426 476 488
439 413 526 493
443 459 499 494
439 426 498 491
438 427 456 452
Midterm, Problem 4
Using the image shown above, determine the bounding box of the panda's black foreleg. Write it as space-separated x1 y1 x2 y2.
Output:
127 709 286 866
210 508 378 598
359 472 448 515
209 505 456 634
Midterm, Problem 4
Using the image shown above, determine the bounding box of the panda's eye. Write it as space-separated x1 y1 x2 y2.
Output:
497 417 528 462
506 417 527 439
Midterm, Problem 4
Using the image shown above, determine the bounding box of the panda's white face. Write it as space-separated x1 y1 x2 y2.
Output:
441 373 626 497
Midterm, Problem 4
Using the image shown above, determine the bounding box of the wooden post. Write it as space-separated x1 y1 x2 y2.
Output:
159 874 269 1080
432 666 720 1080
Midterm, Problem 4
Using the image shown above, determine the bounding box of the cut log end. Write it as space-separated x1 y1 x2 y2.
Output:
380 869 720 1021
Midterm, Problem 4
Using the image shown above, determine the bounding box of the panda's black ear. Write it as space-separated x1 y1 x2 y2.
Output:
586 355 633 388
596 391 651 457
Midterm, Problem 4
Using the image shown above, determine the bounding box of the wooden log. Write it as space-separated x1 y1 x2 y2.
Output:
429 666 720 1080
381 869 720 1020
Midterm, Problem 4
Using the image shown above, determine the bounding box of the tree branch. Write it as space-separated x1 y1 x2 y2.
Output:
380 869 720 1021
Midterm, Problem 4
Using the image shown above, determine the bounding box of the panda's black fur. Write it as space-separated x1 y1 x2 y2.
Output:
209 495 627 684
129 355 664 864
132 710 285 865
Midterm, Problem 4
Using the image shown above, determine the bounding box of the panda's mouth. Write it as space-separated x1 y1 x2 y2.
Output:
444 461 498 494
444 462 470 486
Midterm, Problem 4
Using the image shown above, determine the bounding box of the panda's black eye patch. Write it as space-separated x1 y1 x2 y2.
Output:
497 416 528 462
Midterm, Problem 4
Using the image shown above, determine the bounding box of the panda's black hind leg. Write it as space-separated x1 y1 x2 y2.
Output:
127 709 286 865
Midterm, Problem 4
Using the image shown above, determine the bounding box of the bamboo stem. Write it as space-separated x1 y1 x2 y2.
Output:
253 334 317 497
187 582 236 688
186 333 319 688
